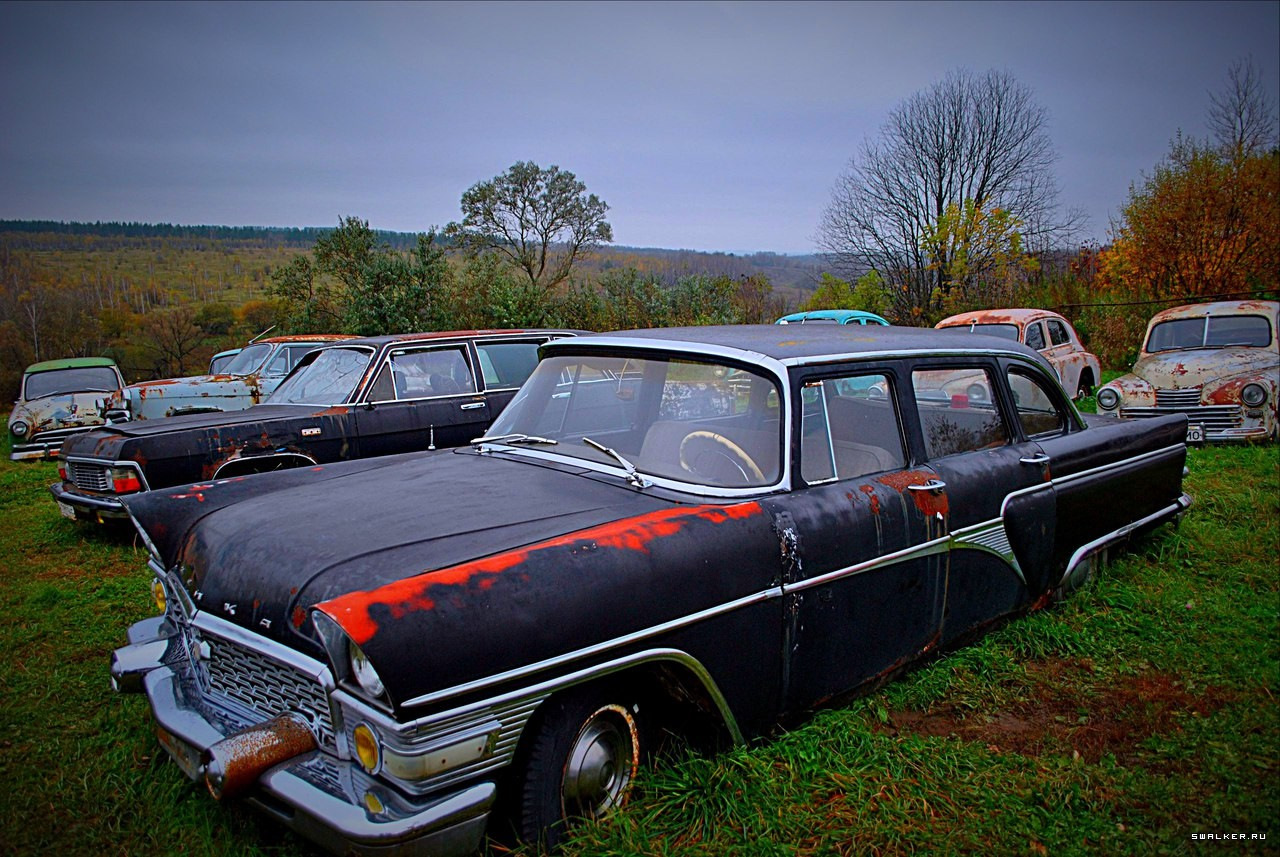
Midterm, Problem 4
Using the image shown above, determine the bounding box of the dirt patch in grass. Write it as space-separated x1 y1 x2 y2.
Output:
878 658 1233 765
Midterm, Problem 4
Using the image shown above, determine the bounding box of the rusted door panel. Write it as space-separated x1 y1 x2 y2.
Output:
1034 413 1187 576
776 471 946 711
928 441 1048 644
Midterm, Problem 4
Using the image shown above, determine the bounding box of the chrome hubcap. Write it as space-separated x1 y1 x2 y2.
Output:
561 704 638 820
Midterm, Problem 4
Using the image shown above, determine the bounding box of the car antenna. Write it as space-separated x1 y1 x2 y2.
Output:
248 325 277 344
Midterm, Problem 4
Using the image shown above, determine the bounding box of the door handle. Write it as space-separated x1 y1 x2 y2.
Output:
1019 453 1050 465
907 479 946 493
459 402 487 411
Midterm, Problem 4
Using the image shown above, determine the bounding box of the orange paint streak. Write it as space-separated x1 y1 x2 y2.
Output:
318 502 763 645
858 484 882 516
875 470 949 518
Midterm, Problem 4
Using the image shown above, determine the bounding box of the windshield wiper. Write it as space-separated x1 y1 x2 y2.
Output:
582 437 650 488
471 433 559 446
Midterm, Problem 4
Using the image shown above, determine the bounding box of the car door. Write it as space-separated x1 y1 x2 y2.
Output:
907 362 1053 646
777 366 948 711
354 342 487 457
1006 360 1188 591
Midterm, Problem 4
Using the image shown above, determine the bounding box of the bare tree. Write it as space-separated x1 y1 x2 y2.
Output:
447 162 612 295
1208 57 1278 158
141 306 204 377
818 69 1083 322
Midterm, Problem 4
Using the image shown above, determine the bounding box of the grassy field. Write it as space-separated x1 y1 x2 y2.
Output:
0 438 1275 856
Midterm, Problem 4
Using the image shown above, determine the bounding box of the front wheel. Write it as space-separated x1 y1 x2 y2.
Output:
518 688 642 849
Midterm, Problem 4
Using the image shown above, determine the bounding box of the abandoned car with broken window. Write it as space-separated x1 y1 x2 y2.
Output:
99 334 354 422
1094 300 1279 442
52 329 575 523
8 356 127 460
110 325 1190 855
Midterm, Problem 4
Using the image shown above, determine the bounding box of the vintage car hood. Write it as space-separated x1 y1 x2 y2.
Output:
10 391 107 433
1132 348 1279 390
122 450 671 657
60 404 333 460
123 373 269 417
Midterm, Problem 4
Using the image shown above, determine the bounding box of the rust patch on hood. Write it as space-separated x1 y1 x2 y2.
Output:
318 502 764 645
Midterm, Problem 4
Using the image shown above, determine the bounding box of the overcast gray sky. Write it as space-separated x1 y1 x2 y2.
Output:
2 1 1277 254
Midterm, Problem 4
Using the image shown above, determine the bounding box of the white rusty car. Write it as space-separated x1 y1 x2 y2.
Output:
1095 300 1279 442
936 309 1102 399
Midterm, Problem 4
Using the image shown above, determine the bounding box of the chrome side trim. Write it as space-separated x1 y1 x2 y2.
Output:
951 519 1025 584
1058 493 1193 589
400 586 783 710
783 535 951 595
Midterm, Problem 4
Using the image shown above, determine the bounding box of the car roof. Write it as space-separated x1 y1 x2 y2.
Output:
548 324 1047 367
317 329 582 349
254 334 355 344
776 309 889 324
1148 300 1279 323
25 356 119 373
936 308 1063 328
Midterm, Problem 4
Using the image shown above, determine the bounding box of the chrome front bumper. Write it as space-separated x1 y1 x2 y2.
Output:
111 617 495 857
49 481 130 519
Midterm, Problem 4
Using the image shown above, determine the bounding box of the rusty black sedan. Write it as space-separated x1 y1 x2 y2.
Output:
110 325 1190 854
51 329 576 523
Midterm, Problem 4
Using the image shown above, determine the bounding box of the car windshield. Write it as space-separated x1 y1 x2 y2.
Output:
220 343 273 375
268 347 373 405
946 322 1020 341
1146 315 1273 352
482 353 783 489
24 367 120 400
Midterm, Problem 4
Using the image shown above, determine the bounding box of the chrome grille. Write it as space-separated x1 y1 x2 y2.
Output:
200 630 337 749
1120 404 1243 432
67 461 111 492
31 425 97 446
1156 388 1202 408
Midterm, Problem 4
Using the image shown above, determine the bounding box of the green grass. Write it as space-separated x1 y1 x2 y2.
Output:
1 440 1276 856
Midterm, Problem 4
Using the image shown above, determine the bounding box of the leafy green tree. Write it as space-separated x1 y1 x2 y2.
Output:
801 271 893 318
447 162 612 295
270 218 452 336
921 200 1039 317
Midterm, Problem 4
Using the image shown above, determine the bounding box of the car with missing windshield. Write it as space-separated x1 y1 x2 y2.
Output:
1094 300 1279 442
936 308 1101 399
100 334 353 421
110 325 1190 855
8 356 127 460
51 329 576 523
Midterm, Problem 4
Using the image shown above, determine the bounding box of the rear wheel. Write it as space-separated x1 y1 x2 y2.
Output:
518 687 642 850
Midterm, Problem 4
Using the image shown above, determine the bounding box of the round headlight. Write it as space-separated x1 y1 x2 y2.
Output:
1096 388 1120 410
1241 383 1267 407
348 639 385 698
966 383 988 402
10 420 28 437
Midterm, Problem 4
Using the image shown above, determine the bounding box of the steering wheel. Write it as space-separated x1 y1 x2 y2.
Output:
678 431 766 485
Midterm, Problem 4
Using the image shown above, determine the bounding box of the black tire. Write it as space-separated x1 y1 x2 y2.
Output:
518 687 643 850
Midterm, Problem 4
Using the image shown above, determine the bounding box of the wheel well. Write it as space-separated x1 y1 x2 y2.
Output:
213 452 315 479
491 660 737 842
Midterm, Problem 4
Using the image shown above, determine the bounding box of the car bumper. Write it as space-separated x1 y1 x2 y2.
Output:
49 481 131 520
12 440 66 460
111 617 495 857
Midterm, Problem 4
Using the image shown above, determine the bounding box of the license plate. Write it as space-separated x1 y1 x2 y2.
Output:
1186 424 1205 443
57 501 76 520
156 725 203 780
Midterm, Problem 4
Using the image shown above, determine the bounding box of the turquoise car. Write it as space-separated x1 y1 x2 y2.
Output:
775 309 890 326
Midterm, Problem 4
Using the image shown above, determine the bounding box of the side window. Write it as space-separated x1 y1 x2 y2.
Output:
475 341 543 389
1024 322 1046 351
1046 319 1071 346
1007 369 1068 437
800 374 905 484
912 368 1008 459
375 346 476 400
